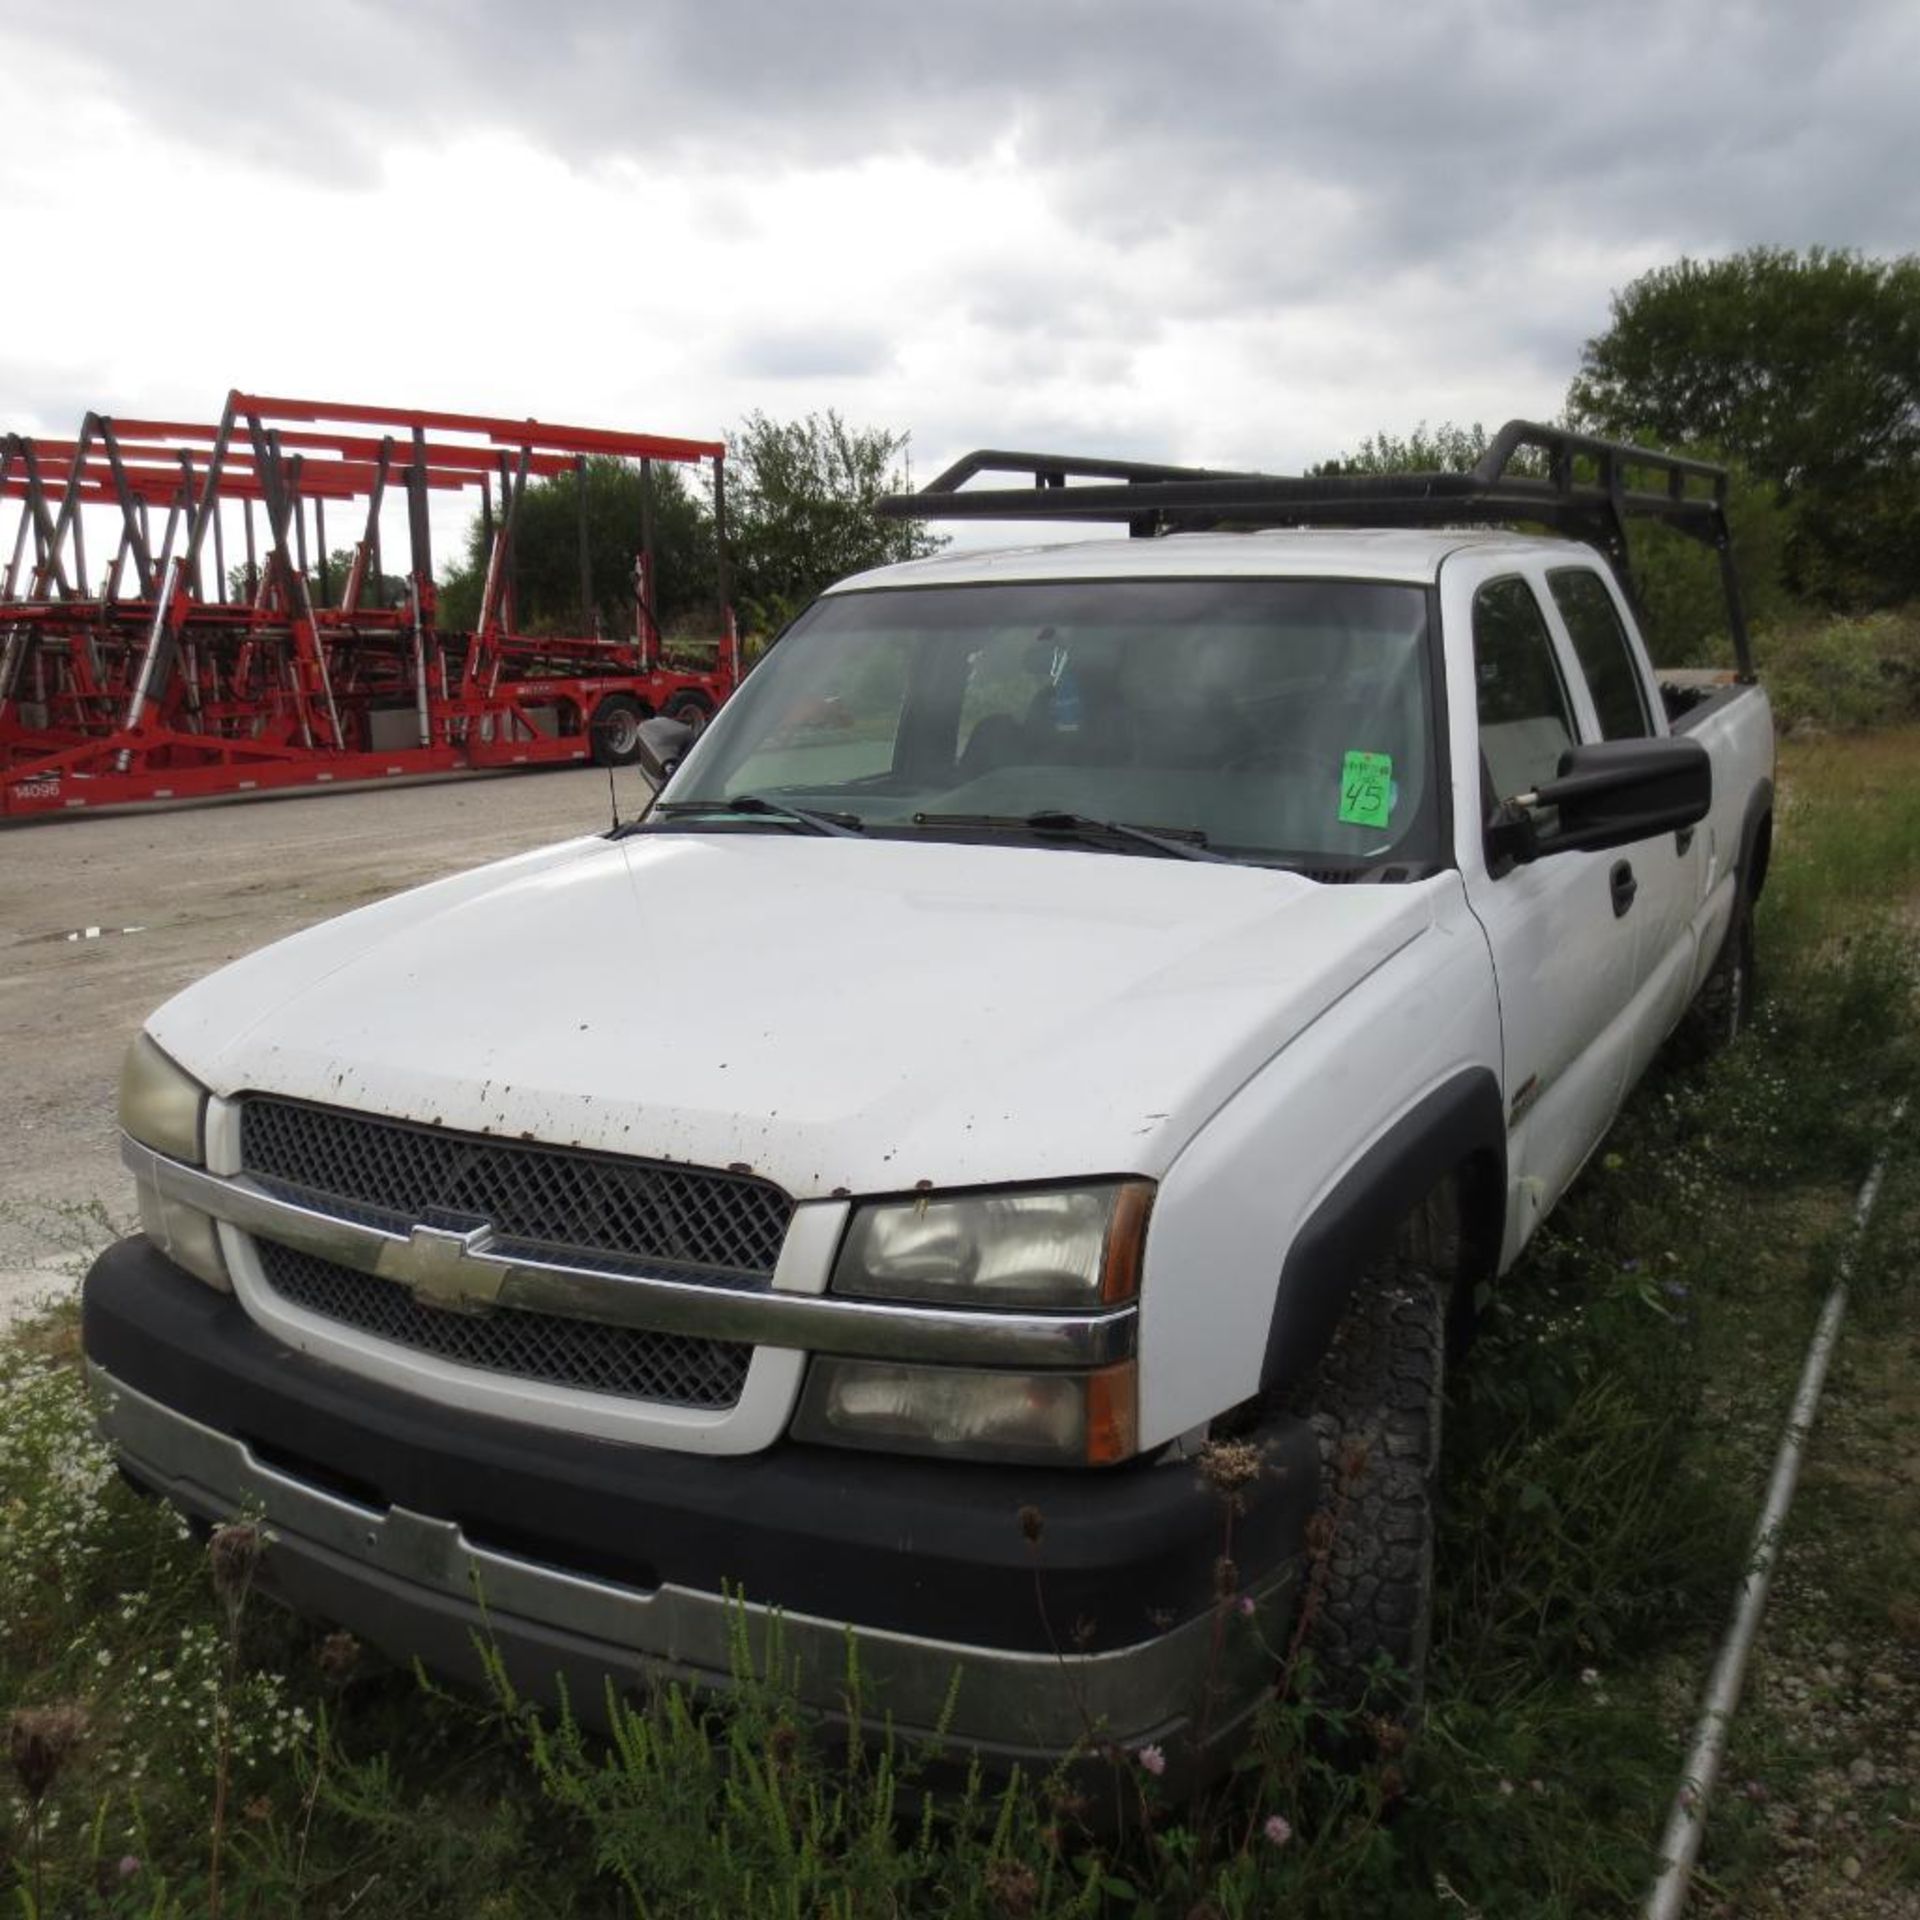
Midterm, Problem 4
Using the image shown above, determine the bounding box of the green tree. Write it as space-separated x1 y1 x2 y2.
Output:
1569 248 1920 606
437 458 716 638
225 547 408 610
432 418 942 643
1311 420 1498 476
1625 461 1794 664
727 411 944 636
1314 418 1790 665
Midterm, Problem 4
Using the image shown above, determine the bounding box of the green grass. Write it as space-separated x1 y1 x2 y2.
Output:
4 733 1917 1918
1766 726 1920 957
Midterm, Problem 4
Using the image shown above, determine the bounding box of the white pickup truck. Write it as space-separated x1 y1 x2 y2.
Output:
85 424 1774 1780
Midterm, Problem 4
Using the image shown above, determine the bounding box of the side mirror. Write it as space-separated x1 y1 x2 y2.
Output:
635 715 695 785
1488 736 1711 866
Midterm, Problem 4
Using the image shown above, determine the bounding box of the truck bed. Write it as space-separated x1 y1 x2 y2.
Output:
1660 668 1761 733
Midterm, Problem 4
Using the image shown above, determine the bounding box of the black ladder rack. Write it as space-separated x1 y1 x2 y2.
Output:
877 419 1753 679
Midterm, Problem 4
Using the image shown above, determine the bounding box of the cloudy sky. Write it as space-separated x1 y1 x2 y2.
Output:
3 0 1916 545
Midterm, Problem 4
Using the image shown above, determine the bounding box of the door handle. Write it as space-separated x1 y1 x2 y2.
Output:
1610 860 1638 918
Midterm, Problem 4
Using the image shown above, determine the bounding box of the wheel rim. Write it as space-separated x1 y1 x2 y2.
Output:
678 703 709 740
599 707 640 756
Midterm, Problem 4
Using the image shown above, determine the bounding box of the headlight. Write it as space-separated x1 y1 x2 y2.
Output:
120 1032 226 1288
118 1031 207 1166
793 1358 1138 1467
831 1181 1153 1309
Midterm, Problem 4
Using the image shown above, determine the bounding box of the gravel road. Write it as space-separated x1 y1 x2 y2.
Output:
0 766 641 1325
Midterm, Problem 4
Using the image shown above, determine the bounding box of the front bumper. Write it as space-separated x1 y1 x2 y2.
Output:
84 1236 1318 1766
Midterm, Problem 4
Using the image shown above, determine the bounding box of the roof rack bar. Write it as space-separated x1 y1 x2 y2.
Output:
878 471 1722 528
877 418 1753 681
919 447 1268 494
1473 418 1727 491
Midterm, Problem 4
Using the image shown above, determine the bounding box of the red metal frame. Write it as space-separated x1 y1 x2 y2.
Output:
1 391 739 818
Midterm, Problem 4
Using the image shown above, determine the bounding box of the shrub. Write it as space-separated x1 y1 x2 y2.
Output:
1759 607 1920 731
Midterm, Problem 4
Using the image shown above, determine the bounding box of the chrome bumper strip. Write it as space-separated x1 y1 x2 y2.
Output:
124 1137 1136 1370
89 1363 1268 1755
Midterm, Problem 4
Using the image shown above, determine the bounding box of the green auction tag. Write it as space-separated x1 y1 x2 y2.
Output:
1338 750 1394 828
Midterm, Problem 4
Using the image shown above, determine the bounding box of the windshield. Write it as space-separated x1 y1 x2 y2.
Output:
658 578 1443 869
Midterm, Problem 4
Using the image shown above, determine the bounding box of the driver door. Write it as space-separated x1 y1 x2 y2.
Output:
1451 565 1637 1253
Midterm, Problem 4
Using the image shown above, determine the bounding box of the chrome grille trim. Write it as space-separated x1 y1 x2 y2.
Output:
124 1137 1138 1369
256 1240 751 1407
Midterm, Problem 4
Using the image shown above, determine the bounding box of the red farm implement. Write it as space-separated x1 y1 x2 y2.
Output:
0 392 741 819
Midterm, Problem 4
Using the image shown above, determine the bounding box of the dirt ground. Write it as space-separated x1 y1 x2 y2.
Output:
0 765 639 1321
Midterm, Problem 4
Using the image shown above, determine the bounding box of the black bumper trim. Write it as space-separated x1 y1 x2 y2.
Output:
83 1236 1315 1654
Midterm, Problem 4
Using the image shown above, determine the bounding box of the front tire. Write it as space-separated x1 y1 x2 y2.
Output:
1297 1214 1448 1718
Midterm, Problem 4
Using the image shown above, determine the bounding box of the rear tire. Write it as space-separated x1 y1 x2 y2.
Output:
1297 1203 1448 1719
1686 893 1755 1054
589 695 646 768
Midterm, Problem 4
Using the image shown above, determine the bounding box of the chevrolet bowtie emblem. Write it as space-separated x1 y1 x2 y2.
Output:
377 1222 505 1315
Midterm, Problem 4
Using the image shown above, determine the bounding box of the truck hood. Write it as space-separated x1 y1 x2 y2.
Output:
153 832 1434 1197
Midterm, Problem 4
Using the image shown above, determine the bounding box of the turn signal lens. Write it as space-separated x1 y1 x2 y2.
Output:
1083 1361 1139 1464
136 1179 233 1292
792 1358 1138 1467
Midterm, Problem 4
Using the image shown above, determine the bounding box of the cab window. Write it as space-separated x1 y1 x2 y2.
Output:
1549 567 1652 740
1472 576 1576 801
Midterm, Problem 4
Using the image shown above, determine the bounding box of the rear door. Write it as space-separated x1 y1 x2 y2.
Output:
1542 564 1705 1084
1450 561 1637 1252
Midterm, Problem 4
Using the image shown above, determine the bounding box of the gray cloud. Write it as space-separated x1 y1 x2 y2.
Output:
727 324 895 380
4 0 1915 474
0 357 110 438
13 1 1918 260
0 353 217 440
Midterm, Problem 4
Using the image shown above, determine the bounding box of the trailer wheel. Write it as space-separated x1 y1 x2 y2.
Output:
589 695 646 767
665 692 714 739
1296 1199 1448 1721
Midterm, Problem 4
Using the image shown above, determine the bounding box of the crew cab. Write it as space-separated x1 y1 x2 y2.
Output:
83 424 1775 1779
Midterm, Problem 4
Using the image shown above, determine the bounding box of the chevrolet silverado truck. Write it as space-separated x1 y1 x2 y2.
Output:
84 422 1774 1778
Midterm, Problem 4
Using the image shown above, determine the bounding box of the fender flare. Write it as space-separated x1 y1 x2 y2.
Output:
1737 777 1774 904
1697 777 1773 981
1259 1068 1505 1393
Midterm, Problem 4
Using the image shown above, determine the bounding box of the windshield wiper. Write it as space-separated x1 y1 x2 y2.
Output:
638 795 867 838
911 810 1233 863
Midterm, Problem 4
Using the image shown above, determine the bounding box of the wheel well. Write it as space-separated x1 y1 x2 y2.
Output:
1259 1070 1506 1394
1736 779 1774 906
1454 1147 1505 1292
1747 808 1773 901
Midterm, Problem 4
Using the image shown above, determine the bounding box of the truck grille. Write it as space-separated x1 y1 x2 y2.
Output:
238 1097 792 1278
255 1240 752 1408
